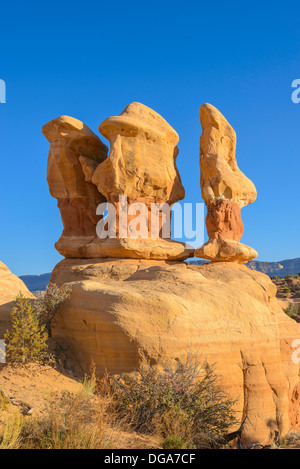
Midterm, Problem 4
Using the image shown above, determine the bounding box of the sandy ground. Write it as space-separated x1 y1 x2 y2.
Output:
0 362 158 449
0 363 82 416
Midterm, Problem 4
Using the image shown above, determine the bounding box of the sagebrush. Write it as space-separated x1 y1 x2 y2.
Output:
103 356 238 448
34 283 71 335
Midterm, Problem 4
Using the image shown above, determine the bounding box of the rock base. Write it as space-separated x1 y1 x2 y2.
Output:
55 236 194 261
195 238 258 263
50 259 300 445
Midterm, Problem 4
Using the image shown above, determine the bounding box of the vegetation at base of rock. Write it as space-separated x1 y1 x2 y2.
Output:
0 371 115 449
20 393 110 449
103 356 238 449
4 296 48 364
34 283 71 335
3 284 71 364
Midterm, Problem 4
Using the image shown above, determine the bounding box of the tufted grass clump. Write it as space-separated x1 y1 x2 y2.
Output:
0 410 23 449
20 392 110 449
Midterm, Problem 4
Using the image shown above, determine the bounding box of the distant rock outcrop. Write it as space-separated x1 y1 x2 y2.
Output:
19 273 51 292
247 258 300 277
0 261 35 337
195 103 258 263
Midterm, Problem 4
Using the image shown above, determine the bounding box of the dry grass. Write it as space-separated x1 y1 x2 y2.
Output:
0 358 238 449
0 366 118 449
0 410 23 449
19 366 117 449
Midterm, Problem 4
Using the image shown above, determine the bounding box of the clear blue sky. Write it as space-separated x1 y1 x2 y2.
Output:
0 0 299 276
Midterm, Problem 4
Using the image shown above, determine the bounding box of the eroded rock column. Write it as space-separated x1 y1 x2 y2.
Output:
195 103 258 263
79 102 194 260
42 116 108 257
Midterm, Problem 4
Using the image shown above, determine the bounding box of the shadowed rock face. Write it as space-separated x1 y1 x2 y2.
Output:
195 103 258 263
43 105 193 260
50 259 300 446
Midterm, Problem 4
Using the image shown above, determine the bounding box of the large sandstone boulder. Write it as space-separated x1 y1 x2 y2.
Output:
50 259 300 445
195 103 258 263
0 261 35 337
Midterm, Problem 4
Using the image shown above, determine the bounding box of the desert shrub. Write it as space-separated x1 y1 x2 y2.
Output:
284 304 300 322
34 283 71 336
4 296 48 364
283 431 300 446
283 288 291 294
273 275 278 280
104 357 237 449
285 275 292 280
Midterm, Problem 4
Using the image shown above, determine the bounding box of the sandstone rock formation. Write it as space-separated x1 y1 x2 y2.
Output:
42 115 108 257
50 259 300 445
43 105 193 260
95 102 184 204
44 102 300 445
195 103 258 263
0 261 35 337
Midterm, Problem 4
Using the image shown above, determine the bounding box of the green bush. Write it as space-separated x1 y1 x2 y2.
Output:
104 356 238 449
283 288 291 294
4 296 48 364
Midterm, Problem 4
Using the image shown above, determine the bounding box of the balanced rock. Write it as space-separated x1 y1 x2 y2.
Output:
42 116 108 257
195 103 258 263
79 102 193 260
43 106 193 261
95 102 184 203
50 259 300 445
0 261 35 337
